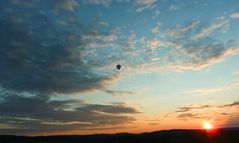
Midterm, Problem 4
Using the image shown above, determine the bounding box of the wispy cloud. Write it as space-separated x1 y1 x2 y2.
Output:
151 26 160 34
53 0 79 14
170 104 217 120
146 40 239 72
103 90 135 96
148 39 182 49
84 0 112 7
137 18 238 73
182 80 239 95
152 10 160 19
230 12 239 19
175 105 213 113
191 20 229 40
234 70 239 76
135 0 156 12
177 113 199 119
164 21 200 38
169 101 239 124
169 5 180 11
81 34 117 42
221 101 239 108
187 47 238 70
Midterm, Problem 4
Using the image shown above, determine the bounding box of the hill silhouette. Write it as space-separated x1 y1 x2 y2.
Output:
1 127 239 143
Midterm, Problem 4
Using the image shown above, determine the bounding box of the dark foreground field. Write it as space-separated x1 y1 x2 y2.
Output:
1 128 239 143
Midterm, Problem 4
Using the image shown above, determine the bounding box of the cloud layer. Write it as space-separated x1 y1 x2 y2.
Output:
0 92 138 134
169 102 239 127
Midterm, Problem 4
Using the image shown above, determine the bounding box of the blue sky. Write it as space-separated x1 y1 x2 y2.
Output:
0 0 239 135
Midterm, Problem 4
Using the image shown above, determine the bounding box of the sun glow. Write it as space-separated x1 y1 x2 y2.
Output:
203 122 213 130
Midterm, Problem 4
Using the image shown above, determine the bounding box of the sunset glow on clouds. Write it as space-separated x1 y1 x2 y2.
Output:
0 0 239 135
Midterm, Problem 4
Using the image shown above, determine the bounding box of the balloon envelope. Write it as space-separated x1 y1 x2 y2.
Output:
116 64 121 70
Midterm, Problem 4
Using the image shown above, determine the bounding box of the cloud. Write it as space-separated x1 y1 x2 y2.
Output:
143 19 238 72
84 0 112 7
103 90 135 96
135 0 156 12
151 26 160 34
53 0 79 14
76 0 157 11
165 104 215 119
84 43 114 48
181 21 200 32
230 13 239 19
224 115 239 127
10 0 38 7
81 34 117 42
122 46 239 74
234 70 239 76
165 21 200 38
0 8 120 94
175 105 213 113
221 101 239 108
169 5 180 11
148 39 182 49
98 20 109 26
165 45 239 72
152 10 160 19
182 80 239 95
177 113 199 119
191 20 229 40
0 93 139 135
220 101 239 127
170 101 239 125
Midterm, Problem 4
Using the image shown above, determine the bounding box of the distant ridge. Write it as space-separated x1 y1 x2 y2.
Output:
1 127 239 143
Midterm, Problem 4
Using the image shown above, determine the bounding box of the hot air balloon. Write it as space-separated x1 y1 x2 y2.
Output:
116 64 121 70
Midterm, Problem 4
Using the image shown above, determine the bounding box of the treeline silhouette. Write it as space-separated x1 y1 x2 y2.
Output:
1 128 239 143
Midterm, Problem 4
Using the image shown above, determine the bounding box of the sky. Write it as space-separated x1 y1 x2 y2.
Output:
0 0 239 136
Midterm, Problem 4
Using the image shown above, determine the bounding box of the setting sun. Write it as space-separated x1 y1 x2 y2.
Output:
203 122 213 130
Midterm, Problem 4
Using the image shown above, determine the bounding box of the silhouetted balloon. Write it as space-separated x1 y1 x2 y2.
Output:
116 64 121 70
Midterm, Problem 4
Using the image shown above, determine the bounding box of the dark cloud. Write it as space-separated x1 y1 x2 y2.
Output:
224 115 239 128
103 90 135 96
0 1 117 94
174 105 212 120
220 101 239 127
221 101 239 108
148 123 159 125
0 93 138 135
175 105 212 113
9 0 39 7
177 113 199 119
